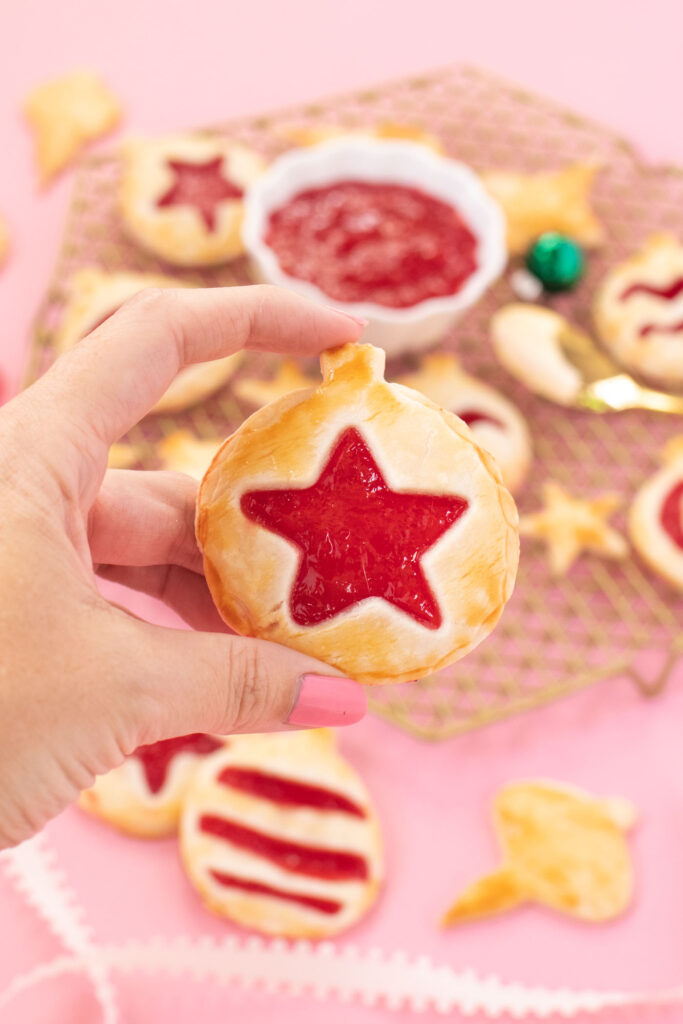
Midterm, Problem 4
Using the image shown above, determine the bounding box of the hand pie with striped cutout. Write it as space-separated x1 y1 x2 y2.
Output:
629 436 683 591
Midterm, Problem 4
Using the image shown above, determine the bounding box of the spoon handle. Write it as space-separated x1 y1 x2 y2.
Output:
583 374 683 414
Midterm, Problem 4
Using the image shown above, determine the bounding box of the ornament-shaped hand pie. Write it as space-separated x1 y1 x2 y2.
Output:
442 780 636 926
629 436 683 590
197 343 519 684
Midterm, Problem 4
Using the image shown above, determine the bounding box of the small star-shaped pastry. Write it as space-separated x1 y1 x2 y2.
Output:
157 430 223 480
0 215 9 269
24 71 121 185
481 163 604 255
520 481 628 575
233 360 319 408
442 780 635 926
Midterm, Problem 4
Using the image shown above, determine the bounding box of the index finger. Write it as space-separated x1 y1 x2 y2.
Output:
33 285 365 451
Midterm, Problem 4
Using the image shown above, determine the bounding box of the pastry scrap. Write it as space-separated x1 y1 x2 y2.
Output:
24 71 121 185
442 780 635 926
180 729 382 938
55 268 242 413
233 359 320 408
107 443 146 469
481 163 604 255
520 481 628 576
594 234 683 387
158 430 223 480
281 121 443 153
120 134 265 266
79 733 228 838
491 304 586 406
197 343 519 684
629 436 683 591
397 353 532 494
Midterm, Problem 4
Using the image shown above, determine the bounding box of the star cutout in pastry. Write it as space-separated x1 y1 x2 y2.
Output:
233 360 320 408
442 780 636 926
482 163 604 255
520 481 628 576
133 734 223 794
24 71 121 185
157 157 243 231
241 427 469 628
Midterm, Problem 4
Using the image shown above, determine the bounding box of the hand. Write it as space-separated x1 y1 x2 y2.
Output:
0 285 367 849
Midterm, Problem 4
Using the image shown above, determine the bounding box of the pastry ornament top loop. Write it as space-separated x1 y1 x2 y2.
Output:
197 342 519 684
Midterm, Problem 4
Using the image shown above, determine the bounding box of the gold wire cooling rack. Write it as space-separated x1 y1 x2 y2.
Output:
28 65 683 740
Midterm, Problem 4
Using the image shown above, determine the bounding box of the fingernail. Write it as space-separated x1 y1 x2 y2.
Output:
287 674 367 727
326 306 368 329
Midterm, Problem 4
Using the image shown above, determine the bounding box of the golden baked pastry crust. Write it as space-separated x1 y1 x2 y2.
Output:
120 134 266 266
594 234 683 386
397 353 532 495
629 437 683 591
179 730 382 938
55 268 241 413
281 121 443 153
24 71 121 185
158 431 224 480
197 343 519 684
233 359 320 408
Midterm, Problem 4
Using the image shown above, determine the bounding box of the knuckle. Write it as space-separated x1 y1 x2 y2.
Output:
224 639 269 731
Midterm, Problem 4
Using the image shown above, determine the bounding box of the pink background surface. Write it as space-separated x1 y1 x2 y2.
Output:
2 2 683 1021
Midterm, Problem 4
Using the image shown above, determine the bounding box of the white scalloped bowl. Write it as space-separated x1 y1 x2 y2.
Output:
242 138 507 356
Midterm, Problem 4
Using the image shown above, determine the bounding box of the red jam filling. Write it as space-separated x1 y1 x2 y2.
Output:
133 734 223 794
157 157 243 231
209 870 341 915
218 767 365 818
265 180 478 308
241 427 468 629
456 408 505 430
661 480 683 550
200 815 368 881
620 277 683 302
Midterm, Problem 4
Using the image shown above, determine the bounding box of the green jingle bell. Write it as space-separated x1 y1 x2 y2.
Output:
525 233 585 292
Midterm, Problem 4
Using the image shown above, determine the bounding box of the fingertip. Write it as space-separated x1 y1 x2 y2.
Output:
286 674 367 728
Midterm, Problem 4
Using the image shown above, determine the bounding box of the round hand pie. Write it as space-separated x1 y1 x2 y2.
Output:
397 353 532 494
55 268 242 413
197 343 519 684
179 729 382 938
629 436 683 591
79 733 228 838
594 234 683 387
120 134 266 266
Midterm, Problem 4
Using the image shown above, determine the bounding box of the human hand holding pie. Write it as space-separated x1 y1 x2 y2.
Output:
0 285 368 849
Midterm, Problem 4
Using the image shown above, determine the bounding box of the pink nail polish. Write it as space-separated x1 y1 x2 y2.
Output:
287 674 367 727
326 305 368 329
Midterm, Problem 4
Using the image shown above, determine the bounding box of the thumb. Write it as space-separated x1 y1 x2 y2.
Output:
119 616 367 744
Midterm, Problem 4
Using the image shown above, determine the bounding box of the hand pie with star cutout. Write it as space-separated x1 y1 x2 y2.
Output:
442 780 636 927
594 234 683 387
629 436 683 591
24 71 121 185
180 729 382 938
234 359 320 408
55 268 242 413
197 343 519 684
397 353 532 495
481 163 604 255
79 733 228 838
520 481 628 576
120 134 265 266
158 430 223 480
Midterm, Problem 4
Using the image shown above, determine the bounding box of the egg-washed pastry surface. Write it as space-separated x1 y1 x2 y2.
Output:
197 343 519 684
180 729 382 938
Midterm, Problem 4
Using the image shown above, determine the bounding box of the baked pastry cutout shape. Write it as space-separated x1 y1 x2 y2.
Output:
158 430 223 480
24 71 121 185
79 733 228 838
180 729 382 938
520 481 627 576
282 121 443 153
481 163 604 255
55 268 242 413
594 234 683 387
120 134 265 266
491 304 590 407
197 343 519 684
234 359 320 408
397 353 532 495
442 780 636 926
629 436 683 591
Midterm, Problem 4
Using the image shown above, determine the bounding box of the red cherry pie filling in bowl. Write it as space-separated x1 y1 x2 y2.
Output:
242 139 506 355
